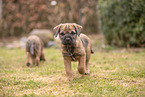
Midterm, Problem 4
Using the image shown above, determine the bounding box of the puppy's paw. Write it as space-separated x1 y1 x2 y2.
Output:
40 58 46 61
26 62 30 67
84 73 89 75
68 77 74 81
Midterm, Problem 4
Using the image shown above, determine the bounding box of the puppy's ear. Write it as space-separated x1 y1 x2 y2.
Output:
53 24 62 37
73 23 83 36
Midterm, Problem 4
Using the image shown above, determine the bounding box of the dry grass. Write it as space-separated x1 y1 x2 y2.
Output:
0 34 145 96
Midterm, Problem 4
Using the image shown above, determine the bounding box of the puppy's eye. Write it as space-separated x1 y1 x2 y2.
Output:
60 32 65 36
71 31 75 35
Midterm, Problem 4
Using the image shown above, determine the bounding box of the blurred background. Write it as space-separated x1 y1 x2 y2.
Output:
0 0 144 49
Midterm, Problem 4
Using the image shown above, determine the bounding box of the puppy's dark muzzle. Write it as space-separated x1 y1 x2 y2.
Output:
65 38 71 43
62 35 75 45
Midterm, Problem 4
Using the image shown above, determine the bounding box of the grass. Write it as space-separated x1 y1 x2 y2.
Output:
0 37 145 96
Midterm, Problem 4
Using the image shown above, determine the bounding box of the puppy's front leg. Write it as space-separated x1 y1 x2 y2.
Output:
26 52 30 67
78 55 86 75
64 58 73 81
35 49 41 66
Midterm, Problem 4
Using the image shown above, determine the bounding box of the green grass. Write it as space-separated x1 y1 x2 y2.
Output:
0 47 145 97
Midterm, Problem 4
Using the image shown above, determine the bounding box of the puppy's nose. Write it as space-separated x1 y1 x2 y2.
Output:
65 38 70 42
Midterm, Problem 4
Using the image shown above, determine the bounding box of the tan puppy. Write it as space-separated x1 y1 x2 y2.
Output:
26 35 46 66
54 23 93 81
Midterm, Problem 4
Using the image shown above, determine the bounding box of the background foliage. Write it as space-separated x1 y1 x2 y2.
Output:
0 0 145 47
98 0 145 47
0 0 99 37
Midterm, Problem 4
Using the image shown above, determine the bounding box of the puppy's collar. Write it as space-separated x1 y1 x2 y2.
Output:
62 53 76 61
62 45 76 61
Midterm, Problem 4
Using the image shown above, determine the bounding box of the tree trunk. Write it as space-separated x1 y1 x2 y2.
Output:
0 0 2 19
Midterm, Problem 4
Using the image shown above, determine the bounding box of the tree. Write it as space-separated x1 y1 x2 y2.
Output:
0 0 2 19
98 0 145 47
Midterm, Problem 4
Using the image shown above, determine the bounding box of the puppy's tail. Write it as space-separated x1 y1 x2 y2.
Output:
30 42 34 55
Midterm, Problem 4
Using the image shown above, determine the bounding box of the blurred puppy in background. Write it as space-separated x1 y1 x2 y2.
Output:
26 35 46 66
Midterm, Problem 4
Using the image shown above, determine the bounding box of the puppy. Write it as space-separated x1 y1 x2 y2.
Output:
26 35 46 66
54 23 93 80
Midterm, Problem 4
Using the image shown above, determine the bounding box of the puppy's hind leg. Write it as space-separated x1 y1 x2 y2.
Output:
40 49 46 61
31 56 35 65
35 49 41 66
